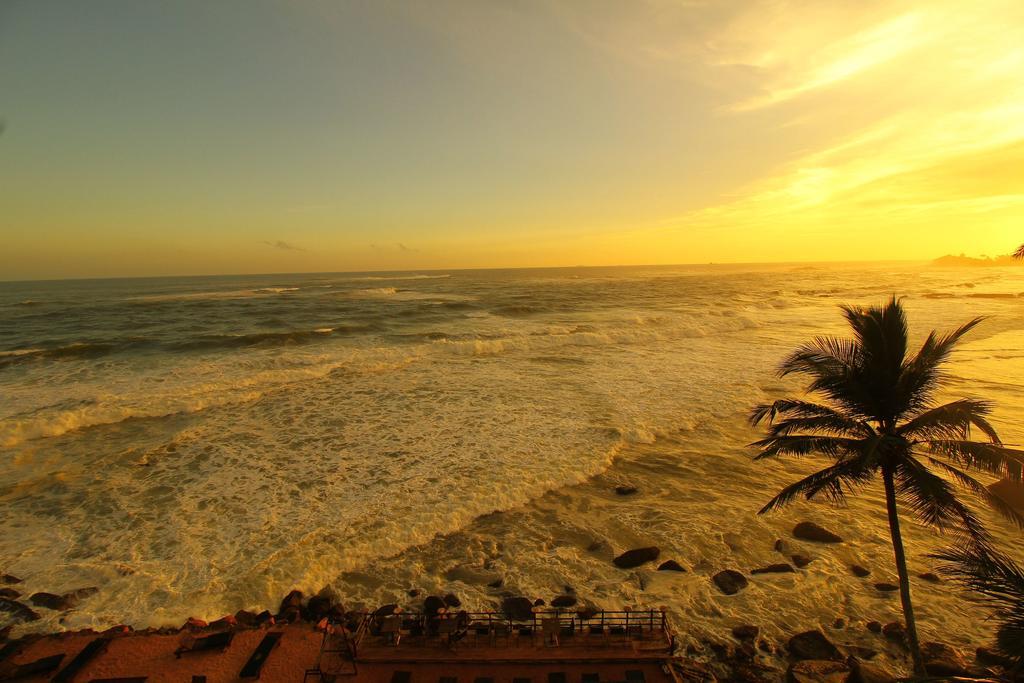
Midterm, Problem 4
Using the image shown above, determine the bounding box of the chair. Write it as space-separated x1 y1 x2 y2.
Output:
490 622 510 646
174 630 234 658
239 631 283 678
54 637 110 683
5 653 65 679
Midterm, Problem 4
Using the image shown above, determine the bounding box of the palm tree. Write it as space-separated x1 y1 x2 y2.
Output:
1015 244 1023 259
749 297 1024 676
934 543 1024 674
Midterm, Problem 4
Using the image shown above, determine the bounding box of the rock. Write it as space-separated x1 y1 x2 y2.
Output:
423 595 445 615
850 565 870 577
881 622 905 644
712 570 748 595
372 604 397 617
732 624 760 640
922 641 969 677
751 563 795 574
786 659 849 683
576 604 600 620
29 592 77 611
103 624 132 635
792 554 813 568
793 522 842 543
278 607 301 623
407 589 420 598
847 659 897 683
774 539 790 553
0 597 40 622
586 540 609 553
657 560 686 572
487 577 504 588
443 593 461 608
0 588 19 599
234 610 258 627
918 572 941 583
255 610 275 625
787 630 843 661
278 590 303 615
533 598 545 607
307 595 334 621
183 617 208 630
758 639 774 654
501 596 535 621
865 621 882 633
873 582 899 592
612 547 660 568
976 646 1013 667
614 485 638 496
846 646 879 660
208 615 236 630
831 618 845 629
0 575 22 585
550 595 576 608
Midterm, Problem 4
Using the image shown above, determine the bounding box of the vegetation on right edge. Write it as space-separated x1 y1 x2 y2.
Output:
749 297 1024 676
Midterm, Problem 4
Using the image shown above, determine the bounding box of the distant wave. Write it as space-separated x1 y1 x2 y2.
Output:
347 274 451 281
128 287 300 303
0 326 369 367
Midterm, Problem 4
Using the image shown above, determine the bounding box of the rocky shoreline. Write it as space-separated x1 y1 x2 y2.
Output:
2 518 1019 682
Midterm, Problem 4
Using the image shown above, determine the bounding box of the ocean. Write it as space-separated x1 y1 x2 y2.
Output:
2 262 1022 668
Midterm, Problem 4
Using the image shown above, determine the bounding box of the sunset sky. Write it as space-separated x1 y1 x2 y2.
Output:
1 0 1022 279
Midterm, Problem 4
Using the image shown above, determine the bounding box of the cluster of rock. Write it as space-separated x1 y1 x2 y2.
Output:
0 574 101 628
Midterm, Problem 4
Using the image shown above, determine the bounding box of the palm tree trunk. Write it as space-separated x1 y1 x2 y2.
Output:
883 466 926 676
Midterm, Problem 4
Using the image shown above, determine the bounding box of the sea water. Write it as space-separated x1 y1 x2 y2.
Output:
2 263 1022 669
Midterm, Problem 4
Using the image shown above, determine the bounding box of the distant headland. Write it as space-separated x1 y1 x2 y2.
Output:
931 253 1024 267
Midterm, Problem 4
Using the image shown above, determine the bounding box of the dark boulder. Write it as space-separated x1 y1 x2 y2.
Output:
373 604 398 617
922 641 969 677
881 622 905 644
751 563 795 574
407 589 420 598
550 595 577 608
612 547 660 569
234 610 258 627
443 593 461 608
423 595 446 615
792 554 813 568
976 646 1014 667
487 577 504 588
786 659 849 683
255 610 275 626
787 630 843 661
831 618 845 629
0 575 22 585
501 596 535 621
847 659 897 683
657 560 686 572
29 592 77 611
873 582 899 592
712 570 748 595
0 588 19 599
614 485 638 496
918 572 941 583
307 595 334 621
774 539 790 553
278 590 303 615
0 597 40 622
865 621 882 633
793 522 842 543
732 624 760 640
850 565 870 577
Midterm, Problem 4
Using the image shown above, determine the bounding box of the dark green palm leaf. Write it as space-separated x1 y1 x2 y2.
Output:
749 435 863 460
759 455 876 513
899 398 999 442
927 457 1024 528
925 440 1024 480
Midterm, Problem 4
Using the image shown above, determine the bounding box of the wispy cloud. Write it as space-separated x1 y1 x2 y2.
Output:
263 240 305 252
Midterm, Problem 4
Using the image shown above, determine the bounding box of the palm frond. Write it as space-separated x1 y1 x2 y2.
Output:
894 455 988 540
926 440 1024 480
932 544 1024 666
899 399 1000 443
927 457 1024 528
749 398 874 437
1015 244 1024 259
898 317 984 411
749 435 863 461
758 455 877 513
